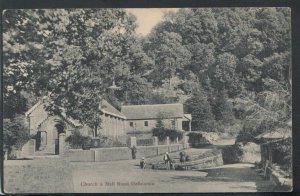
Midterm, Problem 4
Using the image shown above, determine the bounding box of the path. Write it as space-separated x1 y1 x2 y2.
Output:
71 148 279 193
4 145 281 193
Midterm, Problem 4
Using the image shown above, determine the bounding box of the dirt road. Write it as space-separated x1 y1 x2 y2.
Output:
71 159 280 193
4 147 281 193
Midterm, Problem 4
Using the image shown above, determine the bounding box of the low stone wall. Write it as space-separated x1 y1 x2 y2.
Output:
151 149 223 170
189 154 224 170
136 144 184 159
64 149 96 162
95 147 131 162
4 159 74 193
169 144 182 152
157 145 170 155
64 144 186 162
136 146 158 158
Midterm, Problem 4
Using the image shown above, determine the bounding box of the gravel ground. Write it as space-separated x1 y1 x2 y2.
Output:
71 160 281 193
4 147 282 193
4 157 74 193
71 148 281 193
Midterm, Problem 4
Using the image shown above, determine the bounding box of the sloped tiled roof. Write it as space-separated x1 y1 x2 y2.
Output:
100 100 126 119
121 103 184 120
255 127 292 139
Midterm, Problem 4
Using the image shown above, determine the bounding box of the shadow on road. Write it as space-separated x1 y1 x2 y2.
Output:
172 166 256 182
171 163 282 192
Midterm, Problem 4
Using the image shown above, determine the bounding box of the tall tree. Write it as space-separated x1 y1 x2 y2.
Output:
3 9 153 134
185 86 216 132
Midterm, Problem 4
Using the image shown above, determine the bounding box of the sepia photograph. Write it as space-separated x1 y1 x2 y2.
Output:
2 7 292 193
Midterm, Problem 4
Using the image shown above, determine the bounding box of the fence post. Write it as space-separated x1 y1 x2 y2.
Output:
153 136 158 146
59 133 66 155
183 136 189 148
165 136 170 145
129 137 137 148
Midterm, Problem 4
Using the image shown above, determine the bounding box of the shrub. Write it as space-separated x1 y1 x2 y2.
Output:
271 138 292 176
222 143 244 164
152 127 183 142
65 130 91 149
236 131 257 144
99 137 126 148
187 131 218 147
3 116 31 159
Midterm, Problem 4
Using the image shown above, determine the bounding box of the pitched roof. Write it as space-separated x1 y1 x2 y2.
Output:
25 100 42 117
121 103 184 120
100 100 126 119
255 127 292 140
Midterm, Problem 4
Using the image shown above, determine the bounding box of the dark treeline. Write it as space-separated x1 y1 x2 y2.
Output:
3 8 291 140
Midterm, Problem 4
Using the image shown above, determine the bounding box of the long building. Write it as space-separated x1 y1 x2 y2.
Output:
26 99 192 154
121 103 192 133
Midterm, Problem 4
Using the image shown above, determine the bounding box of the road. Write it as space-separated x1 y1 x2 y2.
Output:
71 147 280 193
4 146 281 193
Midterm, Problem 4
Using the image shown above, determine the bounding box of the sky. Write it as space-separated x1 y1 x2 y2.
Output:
125 8 179 36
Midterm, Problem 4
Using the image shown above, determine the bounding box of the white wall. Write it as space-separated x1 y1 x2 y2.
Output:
98 114 127 138
28 103 48 135
125 118 183 133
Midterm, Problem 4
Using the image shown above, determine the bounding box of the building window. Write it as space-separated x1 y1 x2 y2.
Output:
130 122 134 127
144 121 148 127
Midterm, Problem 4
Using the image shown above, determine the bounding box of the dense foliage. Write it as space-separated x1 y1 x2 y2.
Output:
3 9 153 133
270 138 292 175
3 116 31 159
65 130 91 149
187 132 218 147
3 8 291 151
143 8 291 138
152 127 183 142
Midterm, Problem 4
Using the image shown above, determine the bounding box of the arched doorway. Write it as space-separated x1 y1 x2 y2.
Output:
36 131 47 151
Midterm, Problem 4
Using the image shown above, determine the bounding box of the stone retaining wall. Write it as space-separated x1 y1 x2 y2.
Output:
64 144 186 162
189 154 224 170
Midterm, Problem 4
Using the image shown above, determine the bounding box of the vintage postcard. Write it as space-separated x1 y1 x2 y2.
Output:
2 8 292 193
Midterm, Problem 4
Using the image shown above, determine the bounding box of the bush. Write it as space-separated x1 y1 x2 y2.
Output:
188 131 218 147
152 127 183 142
3 116 31 159
236 131 257 144
65 130 91 149
222 142 261 164
222 143 244 164
98 137 126 148
271 138 292 176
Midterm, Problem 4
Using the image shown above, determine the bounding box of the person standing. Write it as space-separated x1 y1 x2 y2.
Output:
131 146 137 159
163 152 171 170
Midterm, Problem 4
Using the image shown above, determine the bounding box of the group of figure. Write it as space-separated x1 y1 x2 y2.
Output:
163 152 177 170
164 151 188 169
131 146 188 170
